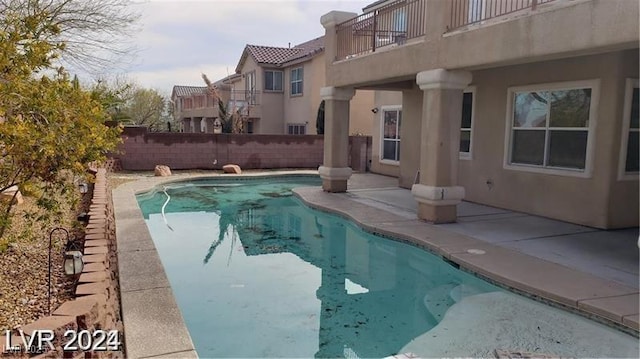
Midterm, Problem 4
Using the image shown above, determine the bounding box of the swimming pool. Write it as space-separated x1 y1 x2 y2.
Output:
137 175 638 358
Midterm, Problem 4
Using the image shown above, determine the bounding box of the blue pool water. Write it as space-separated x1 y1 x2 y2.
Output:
137 176 638 358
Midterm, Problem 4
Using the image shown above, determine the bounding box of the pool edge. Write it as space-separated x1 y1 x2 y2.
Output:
291 187 640 337
112 170 320 358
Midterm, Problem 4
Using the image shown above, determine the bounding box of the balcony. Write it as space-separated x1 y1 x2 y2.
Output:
335 0 426 61
223 90 262 118
448 0 557 31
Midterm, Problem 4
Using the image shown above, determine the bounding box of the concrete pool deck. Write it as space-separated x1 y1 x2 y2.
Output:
111 171 638 358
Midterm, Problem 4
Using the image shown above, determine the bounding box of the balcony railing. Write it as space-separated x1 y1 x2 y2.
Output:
335 0 426 61
449 0 556 30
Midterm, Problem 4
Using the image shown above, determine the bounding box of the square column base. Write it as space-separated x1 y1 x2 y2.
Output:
319 166 352 193
411 184 464 223
322 179 348 193
417 203 457 224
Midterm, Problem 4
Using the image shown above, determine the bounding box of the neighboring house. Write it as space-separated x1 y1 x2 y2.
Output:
214 36 374 135
318 0 639 229
171 85 220 133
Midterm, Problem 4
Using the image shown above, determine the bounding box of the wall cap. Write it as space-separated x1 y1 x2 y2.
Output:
320 86 355 101
416 69 472 90
321 11 358 29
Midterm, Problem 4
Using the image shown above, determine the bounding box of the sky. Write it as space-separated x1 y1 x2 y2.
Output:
121 0 371 95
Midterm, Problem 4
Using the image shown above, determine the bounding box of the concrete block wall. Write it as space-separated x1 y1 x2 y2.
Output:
114 127 371 172
1 169 123 358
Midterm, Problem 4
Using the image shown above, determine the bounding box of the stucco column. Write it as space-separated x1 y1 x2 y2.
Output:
320 11 357 64
412 69 472 223
318 86 355 192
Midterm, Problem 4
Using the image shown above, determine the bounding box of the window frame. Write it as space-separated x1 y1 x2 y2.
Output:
264 69 284 92
460 87 476 160
618 78 639 181
503 79 600 178
379 105 402 165
287 123 306 135
290 67 303 96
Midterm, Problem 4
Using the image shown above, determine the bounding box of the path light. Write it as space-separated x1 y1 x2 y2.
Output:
47 228 85 314
63 251 84 275
78 182 89 194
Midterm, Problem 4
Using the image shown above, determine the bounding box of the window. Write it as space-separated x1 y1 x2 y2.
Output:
246 119 254 134
183 98 193 109
291 67 303 95
505 80 598 176
619 79 639 179
264 70 283 91
460 89 474 158
381 107 401 162
194 95 204 108
245 71 257 105
288 123 306 135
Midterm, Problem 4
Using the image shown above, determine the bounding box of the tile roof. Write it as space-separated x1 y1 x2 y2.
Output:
172 85 208 98
237 36 325 71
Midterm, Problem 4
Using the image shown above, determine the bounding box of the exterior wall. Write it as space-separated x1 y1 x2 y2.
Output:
283 54 375 136
349 89 375 135
458 50 638 229
606 50 639 227
283 57 321 134
114 127 371 171
326 0 638 88
370 91 402 177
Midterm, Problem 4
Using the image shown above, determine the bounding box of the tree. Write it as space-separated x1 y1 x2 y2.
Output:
121 88 167 131
0 0 140 74
202 73 245 134
0 0 121 239
316 100 325 135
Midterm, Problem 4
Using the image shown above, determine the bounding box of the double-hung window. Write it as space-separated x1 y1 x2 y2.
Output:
505 80 598 176
619 79 639 179
460 89 475 158
381 107 401 162
291 67 303 96
264 70 283 92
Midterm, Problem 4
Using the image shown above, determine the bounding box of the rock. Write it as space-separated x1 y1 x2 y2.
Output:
223 164 242 174
0 185 24 205
154 165 172 177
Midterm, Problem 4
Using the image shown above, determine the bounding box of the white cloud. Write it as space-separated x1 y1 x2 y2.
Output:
128 63 232 94
123 0 371 93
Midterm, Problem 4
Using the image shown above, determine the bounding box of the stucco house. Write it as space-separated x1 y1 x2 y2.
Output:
214 36 375 135
170 85 219 133
318 0 638 229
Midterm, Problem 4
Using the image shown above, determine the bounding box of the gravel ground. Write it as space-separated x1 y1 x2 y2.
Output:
0 191 87 331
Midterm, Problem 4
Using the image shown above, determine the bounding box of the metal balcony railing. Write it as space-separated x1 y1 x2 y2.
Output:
335 0 426 61
449 0 556 30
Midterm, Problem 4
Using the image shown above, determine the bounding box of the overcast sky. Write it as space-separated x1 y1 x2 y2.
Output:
124 0 371 95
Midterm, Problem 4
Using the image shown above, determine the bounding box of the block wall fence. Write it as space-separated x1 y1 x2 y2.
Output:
112 126 372 172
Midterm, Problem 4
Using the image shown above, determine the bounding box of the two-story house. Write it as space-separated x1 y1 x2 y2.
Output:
318 0 638 229
218 36 375 135
171 85 219 133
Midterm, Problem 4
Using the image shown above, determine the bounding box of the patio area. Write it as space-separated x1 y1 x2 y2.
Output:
294 172 639 333
345 173 639 289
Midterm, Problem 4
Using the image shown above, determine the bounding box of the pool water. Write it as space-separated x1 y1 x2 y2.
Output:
137 176 638 358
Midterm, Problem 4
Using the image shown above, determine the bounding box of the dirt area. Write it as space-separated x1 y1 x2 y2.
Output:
0 190 89 331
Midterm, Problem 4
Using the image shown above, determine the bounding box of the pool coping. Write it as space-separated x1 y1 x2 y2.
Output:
112 171 638 358
112 171 318 358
